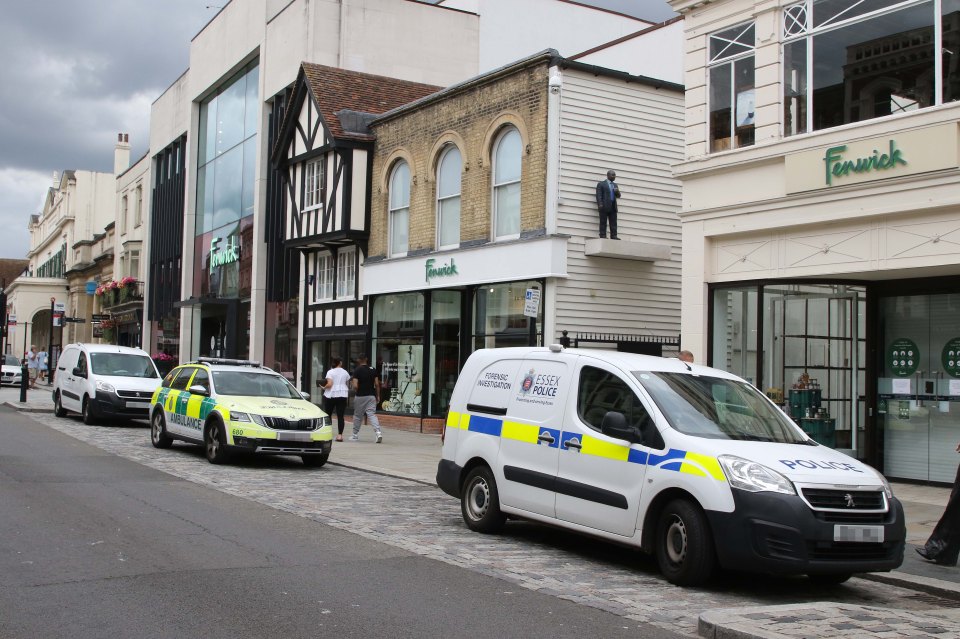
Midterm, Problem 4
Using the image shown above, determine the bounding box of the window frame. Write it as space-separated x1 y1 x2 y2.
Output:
336 247 356 300
707 21 757 153
435 145 462 251
315 251 334 302
492 126 522 241
304 157 324 211
388 161 410 258
134 185 143 227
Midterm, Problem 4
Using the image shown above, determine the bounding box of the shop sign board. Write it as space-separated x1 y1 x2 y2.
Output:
785 123 958 193
888 338 919 377
523 288 541 318
7 314 16 326
424 258 459 284
209 236 240 272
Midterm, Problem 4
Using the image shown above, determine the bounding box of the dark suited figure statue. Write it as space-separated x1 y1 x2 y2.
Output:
595 169 621 239
917 442 960 565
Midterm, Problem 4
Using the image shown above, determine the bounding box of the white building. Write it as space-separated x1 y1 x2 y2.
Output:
669 0 960 481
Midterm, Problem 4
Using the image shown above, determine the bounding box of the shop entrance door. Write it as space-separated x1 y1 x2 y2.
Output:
880 293 960 482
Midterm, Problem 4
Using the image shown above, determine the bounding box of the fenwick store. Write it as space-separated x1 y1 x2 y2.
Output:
362 241 565 431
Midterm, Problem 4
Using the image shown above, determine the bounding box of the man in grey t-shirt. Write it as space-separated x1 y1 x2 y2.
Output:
349 355 382 443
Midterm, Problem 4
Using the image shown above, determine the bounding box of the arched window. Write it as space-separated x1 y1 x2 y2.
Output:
436 145 462 250
493 127 521 239
388 161 410 257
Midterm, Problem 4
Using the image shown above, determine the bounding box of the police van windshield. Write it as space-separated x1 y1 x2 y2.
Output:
633 372 806 443
212 371 301 399
89 353 159 378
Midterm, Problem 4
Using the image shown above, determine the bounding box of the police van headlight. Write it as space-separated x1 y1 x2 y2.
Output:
718 455 796 495
96 380 116 394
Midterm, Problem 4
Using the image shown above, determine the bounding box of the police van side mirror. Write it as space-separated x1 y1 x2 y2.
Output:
601 411 639 443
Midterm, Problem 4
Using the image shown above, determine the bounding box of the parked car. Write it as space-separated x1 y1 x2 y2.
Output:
437 346 905 586
1 354 23 386
150 357 333 467
52 344 161 424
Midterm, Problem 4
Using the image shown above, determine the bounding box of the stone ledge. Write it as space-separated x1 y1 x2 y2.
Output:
584 237 671 261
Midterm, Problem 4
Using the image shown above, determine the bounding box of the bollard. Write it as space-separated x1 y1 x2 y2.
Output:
19 363 28 403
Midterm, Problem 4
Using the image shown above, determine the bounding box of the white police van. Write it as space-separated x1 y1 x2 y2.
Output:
436 346 905 586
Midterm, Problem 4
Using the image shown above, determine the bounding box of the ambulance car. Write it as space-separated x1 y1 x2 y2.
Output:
436 346 905 586
150 358 333 467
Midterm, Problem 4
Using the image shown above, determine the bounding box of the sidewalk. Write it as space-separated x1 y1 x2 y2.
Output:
4 384 958 595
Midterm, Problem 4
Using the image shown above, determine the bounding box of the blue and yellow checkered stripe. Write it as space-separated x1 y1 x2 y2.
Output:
446 410 725 481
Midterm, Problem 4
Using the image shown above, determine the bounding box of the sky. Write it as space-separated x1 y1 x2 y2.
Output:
0 0 673 261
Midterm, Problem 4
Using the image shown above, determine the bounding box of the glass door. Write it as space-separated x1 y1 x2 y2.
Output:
880 294 960 482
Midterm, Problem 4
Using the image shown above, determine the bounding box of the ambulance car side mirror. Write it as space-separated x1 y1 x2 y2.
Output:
601 411 639 443
188 384 209 397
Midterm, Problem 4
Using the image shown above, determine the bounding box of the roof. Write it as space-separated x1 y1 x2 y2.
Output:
0 258 28 286
300 63 442 141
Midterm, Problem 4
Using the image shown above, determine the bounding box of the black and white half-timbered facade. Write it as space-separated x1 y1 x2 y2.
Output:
272 63 439 401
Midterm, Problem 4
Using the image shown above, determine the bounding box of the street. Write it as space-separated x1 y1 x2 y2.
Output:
2 406 958 637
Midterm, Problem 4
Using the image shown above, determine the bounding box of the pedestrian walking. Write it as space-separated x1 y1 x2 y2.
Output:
323 357 351 442
37 348 49 383
26 345 39 388
350 355 382 443
917 442 960 566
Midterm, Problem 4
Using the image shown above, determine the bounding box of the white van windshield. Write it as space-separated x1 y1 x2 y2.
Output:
90 353 159 378
633 372 807 444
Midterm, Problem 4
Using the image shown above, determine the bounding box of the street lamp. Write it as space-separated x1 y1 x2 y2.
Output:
19 320 30 403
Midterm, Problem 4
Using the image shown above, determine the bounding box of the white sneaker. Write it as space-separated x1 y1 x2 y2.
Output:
348 434 359 441
375 432 383 444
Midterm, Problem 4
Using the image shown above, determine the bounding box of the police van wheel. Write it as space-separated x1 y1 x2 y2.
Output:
461 466 506 534
656 499 715 586
82 397 97 425
151 411 173 449
53 391 67 418
205 419 231 464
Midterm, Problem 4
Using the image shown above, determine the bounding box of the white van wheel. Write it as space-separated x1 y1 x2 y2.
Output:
461 466 506 534
82 397 98 425
53 392 67 418
656 499 715 586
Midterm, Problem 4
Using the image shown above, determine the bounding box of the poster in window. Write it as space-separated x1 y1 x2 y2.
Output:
736 89 755 127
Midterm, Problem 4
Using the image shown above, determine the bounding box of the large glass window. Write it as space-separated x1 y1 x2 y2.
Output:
372 293 424 414
473 281 543 350
709 22 756 152
436 146 461 250
783 0 958 135
316 252 333 301
493 127 522 239
336 248 356 299
712 287 759 382
388 161 410 257
430 291 461 415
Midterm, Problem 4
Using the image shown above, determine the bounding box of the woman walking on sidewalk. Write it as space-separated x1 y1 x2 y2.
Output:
323 358 350 442
918 442 960 566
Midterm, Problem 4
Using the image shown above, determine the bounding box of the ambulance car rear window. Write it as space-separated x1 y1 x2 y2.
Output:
633 372 806 444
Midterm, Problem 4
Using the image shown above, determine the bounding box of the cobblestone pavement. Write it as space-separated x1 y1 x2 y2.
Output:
27 412 960 638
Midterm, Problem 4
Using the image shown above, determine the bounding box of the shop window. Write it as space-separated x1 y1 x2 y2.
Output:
304 158 324 210
388 161 410 257
436 146 461 250
493 127 522 240
782 0 956 136
316 252 334 301
372 293 424 414
336 248 356 299
712 287 758 383
473 281 543 350
430 290 461 415
708 22 755 152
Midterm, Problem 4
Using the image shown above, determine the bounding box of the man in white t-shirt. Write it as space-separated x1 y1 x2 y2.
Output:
323 357 351 442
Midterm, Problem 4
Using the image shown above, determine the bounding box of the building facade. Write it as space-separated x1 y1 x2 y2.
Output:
362 51 685 429
669 0 960 482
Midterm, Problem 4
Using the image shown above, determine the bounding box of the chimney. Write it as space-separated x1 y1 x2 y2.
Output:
52 171 59 188
114 132 131 175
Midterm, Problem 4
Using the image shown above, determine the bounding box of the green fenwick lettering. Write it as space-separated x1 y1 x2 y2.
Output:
425 258 459 283
823 141 907 186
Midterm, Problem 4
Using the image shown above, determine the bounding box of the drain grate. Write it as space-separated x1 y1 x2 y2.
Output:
904 592 960 607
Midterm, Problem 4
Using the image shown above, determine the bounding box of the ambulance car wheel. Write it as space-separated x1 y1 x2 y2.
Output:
656 498 716 586
151 410 173 449
204 418 231 464
82 396 98 425
301 452 329 468
461 465 506 534
53 391 67 418
808 572 851 586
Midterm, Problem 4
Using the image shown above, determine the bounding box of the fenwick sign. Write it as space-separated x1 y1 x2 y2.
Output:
425 257 458 284
209 236 240 272
823 140 907 186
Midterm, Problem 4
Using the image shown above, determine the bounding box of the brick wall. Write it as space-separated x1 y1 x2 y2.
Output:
369 62 550 258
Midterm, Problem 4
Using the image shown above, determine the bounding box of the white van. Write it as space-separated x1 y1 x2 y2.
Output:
53 344 161 424
436 346 905 586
